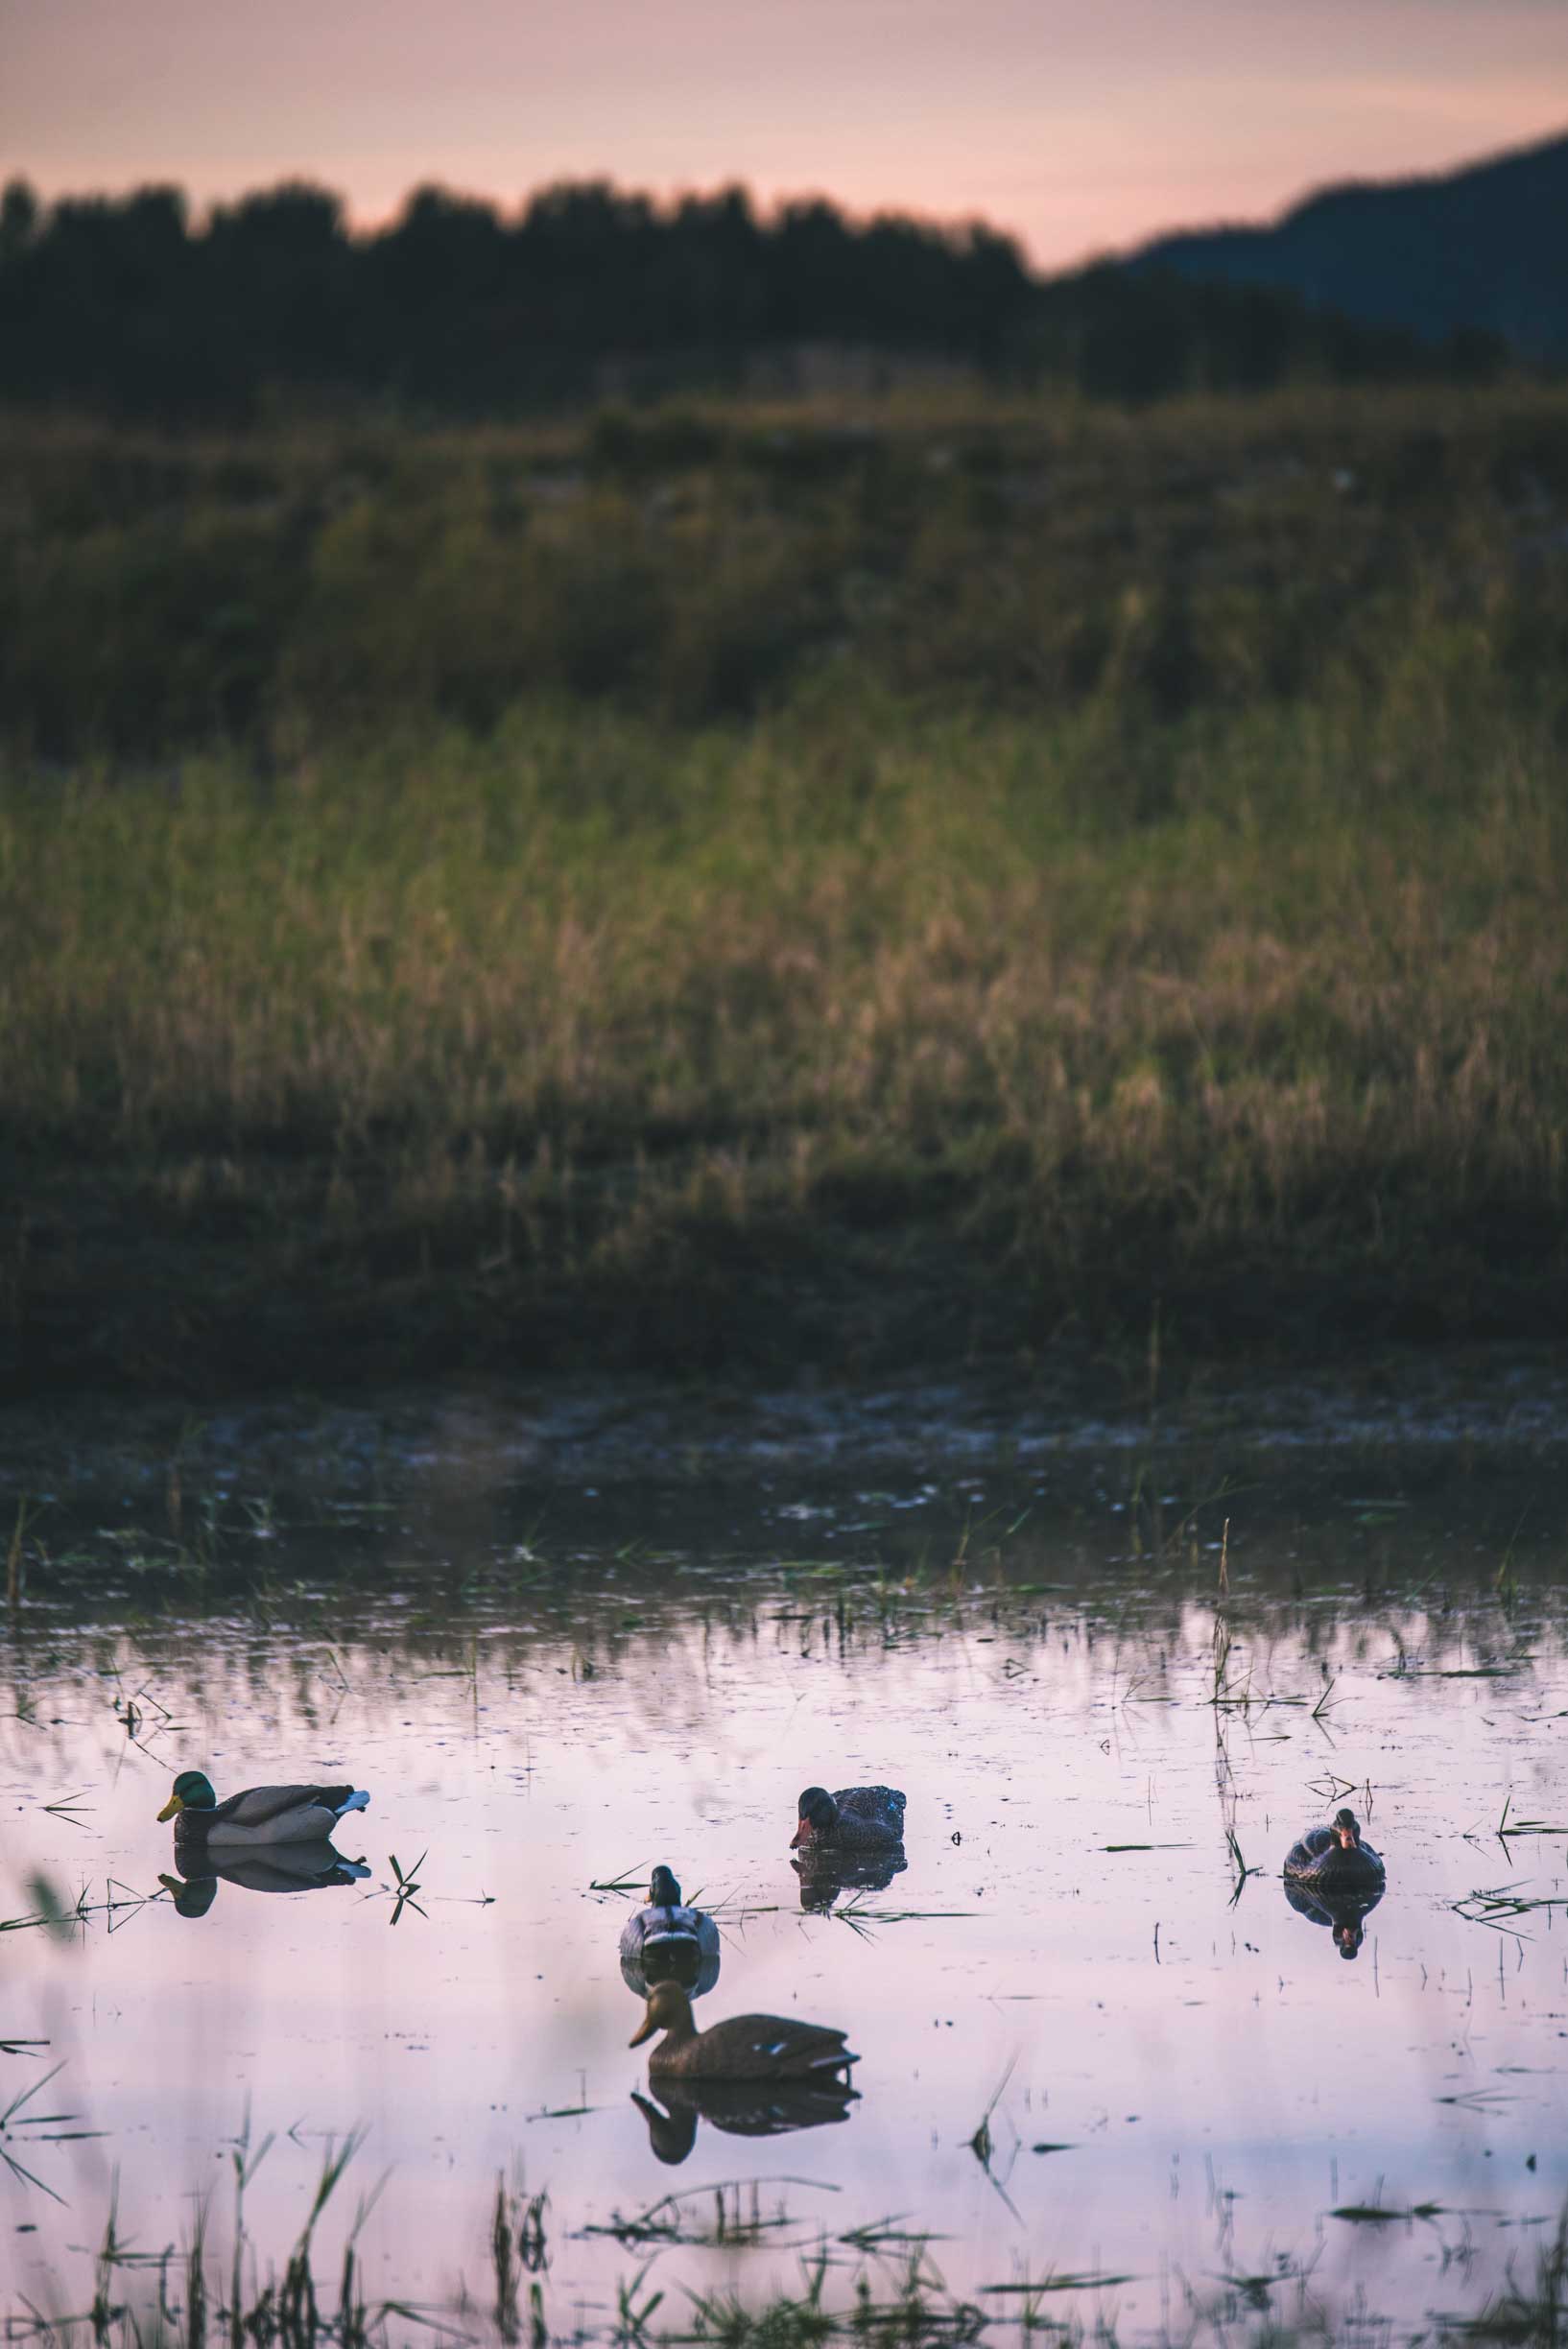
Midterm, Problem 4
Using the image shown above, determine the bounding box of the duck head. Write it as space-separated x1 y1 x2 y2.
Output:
791 1787 839 1847
1334 1919 1366 1960
1332 1809 1364 1850
157 1770 218 1822
630 1981 699 2048
648 1865 683 1908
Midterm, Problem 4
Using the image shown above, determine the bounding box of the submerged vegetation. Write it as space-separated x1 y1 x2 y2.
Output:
3 386 1567 1397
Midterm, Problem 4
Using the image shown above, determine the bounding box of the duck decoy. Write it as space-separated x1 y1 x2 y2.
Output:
1283 1809 1385 1895
156 1769 369 1850
630 1981 858 2083
618 1867 721 1998
158 1841 370 1918
790 1785 906 1854
1282 1872 1383 1960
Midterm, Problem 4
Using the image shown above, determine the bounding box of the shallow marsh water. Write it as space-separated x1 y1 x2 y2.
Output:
3 1388 1567 2343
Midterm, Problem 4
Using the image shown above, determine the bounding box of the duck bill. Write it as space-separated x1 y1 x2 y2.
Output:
790 1821 812 1848
629 2012 656 2048
156 1794 183 1822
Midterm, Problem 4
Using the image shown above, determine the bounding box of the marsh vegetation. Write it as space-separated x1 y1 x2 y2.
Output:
3 385 1566 1396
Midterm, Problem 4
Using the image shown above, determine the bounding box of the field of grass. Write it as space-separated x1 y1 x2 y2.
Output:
3 387 1566 1399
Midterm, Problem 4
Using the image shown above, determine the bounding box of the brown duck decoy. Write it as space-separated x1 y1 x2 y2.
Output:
630 1981 858 2083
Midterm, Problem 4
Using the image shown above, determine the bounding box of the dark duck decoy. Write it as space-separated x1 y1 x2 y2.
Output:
791 1785 906 1855
158 1769 370 1852
1283 1809 1385 1896
619 1867 721 1999
630 1981 858 2084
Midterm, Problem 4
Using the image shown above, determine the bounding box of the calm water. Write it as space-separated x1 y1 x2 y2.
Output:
4 1405 1567 2341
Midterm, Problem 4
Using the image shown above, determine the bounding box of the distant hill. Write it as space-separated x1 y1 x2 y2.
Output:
1131 128 1568 360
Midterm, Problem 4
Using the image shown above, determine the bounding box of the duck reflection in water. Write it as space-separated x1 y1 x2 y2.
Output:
159 1840 370 1919
792 1845 907 1912
631 2075 860 2165
1282 1871 1384 1959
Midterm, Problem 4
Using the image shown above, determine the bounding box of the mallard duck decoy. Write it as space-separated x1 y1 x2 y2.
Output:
619 1867 721 1981
791 1785 906 1853
630 1981 858 2083
158 1841 370 1918
1283 1809 1385 1895
156 1770 369 1850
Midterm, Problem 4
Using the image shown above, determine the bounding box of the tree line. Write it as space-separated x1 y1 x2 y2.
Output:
0 172 1513 420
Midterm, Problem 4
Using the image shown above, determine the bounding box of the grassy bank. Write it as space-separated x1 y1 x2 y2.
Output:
3 389 1567 1399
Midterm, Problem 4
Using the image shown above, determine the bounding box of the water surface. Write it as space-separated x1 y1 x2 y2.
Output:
4 1410 1566 2340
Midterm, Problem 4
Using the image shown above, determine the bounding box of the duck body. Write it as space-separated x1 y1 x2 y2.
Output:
619 1867 721 1998
158 1770 369 1852
1284 1809 1385 1895
630 1981 857 2084
791 1784 906 1854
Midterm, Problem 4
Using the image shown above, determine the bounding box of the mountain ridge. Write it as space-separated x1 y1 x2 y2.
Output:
1128 126 1568 358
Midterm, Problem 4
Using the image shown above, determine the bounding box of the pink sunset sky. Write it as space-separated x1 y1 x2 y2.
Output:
4 0 1566 267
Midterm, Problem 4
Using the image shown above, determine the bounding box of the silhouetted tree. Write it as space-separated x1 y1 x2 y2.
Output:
0 171 1524 421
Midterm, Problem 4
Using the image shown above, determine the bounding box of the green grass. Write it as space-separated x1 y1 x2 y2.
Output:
3 387 1567 1397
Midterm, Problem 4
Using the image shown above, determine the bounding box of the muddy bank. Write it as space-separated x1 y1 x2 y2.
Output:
9 1146 1568 1416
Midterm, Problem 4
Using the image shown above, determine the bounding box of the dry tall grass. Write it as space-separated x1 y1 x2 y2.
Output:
4 678 1564 1391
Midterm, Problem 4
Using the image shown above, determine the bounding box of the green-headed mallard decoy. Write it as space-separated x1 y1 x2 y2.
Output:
791 1784 905 1854
156 1770 368 1850
619 1866 721 1998
1283 1809 1385 1895
630 1981 857 2083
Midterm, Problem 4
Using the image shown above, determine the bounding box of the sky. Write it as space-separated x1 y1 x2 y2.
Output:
3 0 1567 268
